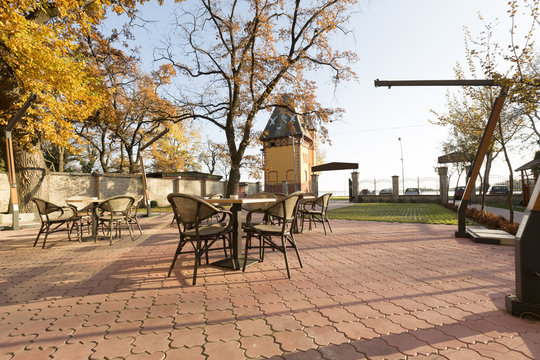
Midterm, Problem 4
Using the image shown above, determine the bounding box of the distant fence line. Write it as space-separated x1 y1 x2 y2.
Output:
324 174 521 196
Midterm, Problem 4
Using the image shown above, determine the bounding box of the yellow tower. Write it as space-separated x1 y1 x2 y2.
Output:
260 105 316 194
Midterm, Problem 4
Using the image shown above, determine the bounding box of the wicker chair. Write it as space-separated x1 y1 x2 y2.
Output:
65 196 94 235
32 198 81 248
299 193 333 234
167 193 234 285
94 196 135 245
128 194 144 234
243 192 304 278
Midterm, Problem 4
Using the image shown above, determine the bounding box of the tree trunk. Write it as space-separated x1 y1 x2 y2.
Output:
227 165 241 197
498 121 514 223
13 137 50 212
480 152 493 210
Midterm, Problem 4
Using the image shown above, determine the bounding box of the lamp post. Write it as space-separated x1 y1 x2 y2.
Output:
138 129 169 217
398 137 404 194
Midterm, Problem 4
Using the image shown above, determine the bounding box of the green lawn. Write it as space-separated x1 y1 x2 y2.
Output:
328 202 460 225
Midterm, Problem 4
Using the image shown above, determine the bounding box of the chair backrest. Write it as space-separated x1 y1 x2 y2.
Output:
317 193 332 207
266 192 303 221
99 196 134 213
167 193 220 225
32 198 62 216
242 192 277 212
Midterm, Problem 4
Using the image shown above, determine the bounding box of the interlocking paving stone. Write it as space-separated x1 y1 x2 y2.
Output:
1 215 540 359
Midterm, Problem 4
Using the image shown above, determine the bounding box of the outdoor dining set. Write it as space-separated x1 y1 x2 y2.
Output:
30 191 333 285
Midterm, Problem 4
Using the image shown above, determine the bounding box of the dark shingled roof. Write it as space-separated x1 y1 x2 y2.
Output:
515 158 540 172
260 106 312 141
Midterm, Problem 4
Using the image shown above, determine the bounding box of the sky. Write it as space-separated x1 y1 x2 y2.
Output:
106 0 535 195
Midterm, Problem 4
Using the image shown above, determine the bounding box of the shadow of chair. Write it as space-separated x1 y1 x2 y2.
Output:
167 193 234 285
299 193 333 234
94 196 135 245
243 192 304 278
32 198 81 249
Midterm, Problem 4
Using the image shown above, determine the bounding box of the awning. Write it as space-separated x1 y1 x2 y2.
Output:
312 162 358 172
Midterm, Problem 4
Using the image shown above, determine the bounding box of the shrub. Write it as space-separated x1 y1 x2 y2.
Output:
443 202 520 235
150 200 158 208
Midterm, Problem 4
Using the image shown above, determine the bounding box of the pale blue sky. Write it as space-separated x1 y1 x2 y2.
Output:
106 0 533 194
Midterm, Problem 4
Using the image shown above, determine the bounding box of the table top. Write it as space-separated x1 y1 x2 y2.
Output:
208 197 276 205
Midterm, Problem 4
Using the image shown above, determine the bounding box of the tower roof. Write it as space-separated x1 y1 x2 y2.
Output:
260 106 313 141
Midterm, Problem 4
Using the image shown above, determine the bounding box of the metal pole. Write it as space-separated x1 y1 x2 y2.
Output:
291 136 298 191
398 137 404 194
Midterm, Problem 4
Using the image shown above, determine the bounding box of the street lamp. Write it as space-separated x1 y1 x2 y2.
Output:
398 137 404 194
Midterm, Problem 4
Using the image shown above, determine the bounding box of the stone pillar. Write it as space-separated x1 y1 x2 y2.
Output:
256 181 261 193
93 172 101 198
392 175 399 200
311 174 319 197
438 166 449 204
351 171 359 197
282 181 288 194
201 179 207 197
173 178 180 193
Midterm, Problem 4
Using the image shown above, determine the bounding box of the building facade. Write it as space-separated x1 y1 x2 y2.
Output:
260 104 316 194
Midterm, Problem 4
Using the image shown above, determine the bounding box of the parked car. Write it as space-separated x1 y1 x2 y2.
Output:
379 188 393 195
404 188 420 195
454 186 465 200
488 185 510 195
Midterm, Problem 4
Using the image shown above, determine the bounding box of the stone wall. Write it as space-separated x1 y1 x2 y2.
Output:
0 172 257 213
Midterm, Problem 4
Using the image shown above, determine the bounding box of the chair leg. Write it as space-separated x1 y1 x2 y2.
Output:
326 217 332 233
34 224 45 247
109 221 113 245
167 240 186 277
41 224 51 249
289 234 303 268
321 216 327 235
126 219 134 241
281 235 291 279
193 240 202 285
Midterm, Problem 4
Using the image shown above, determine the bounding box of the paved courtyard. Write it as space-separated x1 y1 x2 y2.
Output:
0 213 538 359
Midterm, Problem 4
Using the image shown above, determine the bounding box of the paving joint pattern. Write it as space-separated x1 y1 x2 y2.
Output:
0 213 538 359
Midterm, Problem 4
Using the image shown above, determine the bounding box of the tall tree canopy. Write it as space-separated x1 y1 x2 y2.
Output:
157 0 358 195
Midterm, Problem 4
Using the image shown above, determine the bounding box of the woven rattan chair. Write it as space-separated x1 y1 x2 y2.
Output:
94 196 135 245
243 192 304 278
242 192 277 248
167 193 234 285
128 194 144 234
299 193 333 234
32 198 81 248
65 196 94 235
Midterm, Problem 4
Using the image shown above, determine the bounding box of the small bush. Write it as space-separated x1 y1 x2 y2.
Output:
150 200 158 208
443 202 519 235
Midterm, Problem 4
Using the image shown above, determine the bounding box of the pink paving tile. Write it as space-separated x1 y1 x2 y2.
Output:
334 321 379 341
439 348 492 359
236 318 272 336
274 330 317 352
282 349 323 360
383 332 437 356
125 352 166 360
10 347 55 360
319 343 368 360
132 332 171 354
352 338 404 360
52 341 96 359
361 318 406 336
105 321 141 339
204 340 245 360
90 336 134 360
266 315 303 331
304 325 349 346
0 334 37 355
173 312 206 328
140 316 174 334
241 335 283 358
204 323 240 342
412 327 467 350
26 328 73 350
319 308 356 323
204 309 236 324
169 327 206 348
166 346 206 360
294 311 331 327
